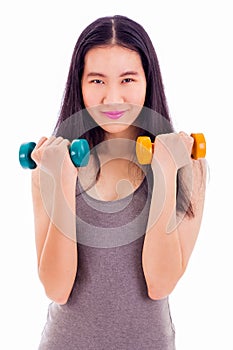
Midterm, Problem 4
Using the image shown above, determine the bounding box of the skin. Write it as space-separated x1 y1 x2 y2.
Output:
31 45 206 303
81 45 147 200
81 45 146 137
31 136 78 304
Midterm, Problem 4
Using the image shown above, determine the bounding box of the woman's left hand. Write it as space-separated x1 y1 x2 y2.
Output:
151 131 194 173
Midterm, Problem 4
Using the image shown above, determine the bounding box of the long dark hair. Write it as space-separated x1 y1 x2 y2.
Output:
54 15 194 217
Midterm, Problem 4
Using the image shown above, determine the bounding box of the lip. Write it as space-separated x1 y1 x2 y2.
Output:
102 110 125 120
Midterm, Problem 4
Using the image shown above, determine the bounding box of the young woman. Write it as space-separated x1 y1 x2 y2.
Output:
31 15 206 349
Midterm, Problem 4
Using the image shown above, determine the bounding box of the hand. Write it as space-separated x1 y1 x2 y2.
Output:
151 132 194 173
31 136 78 180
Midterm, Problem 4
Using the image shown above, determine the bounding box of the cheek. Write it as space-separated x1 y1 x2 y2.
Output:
82 91 92 108
81 86 90 108
127 85 146 105
82 87 103 108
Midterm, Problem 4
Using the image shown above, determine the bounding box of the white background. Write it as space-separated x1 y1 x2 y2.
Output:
1 0 232 349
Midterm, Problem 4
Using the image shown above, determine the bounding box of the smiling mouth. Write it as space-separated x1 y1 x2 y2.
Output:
102 111 126 120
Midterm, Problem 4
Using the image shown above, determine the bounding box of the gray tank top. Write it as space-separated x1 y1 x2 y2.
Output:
38 168 176 350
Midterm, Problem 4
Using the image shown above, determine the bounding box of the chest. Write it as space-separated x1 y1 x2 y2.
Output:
80 158 144 201
76 170 151 249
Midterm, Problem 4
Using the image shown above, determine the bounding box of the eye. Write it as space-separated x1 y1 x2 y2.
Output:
122 78 134 84
90 79 104 84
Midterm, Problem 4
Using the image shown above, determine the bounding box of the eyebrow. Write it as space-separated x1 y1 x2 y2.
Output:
120 71 139 77
86 71 139 78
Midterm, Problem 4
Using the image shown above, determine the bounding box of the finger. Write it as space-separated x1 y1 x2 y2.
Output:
179 131 188 137
45 136 58 146
50 136 65 145
179 131 194 154
34 136 48 150
60 138 71 147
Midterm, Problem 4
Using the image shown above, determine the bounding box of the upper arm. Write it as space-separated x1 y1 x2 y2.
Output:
177 158 207 271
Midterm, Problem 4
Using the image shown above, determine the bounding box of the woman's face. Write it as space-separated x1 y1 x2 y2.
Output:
81 45 147 137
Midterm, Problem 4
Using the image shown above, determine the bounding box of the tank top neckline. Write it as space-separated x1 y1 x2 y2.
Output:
77 174 147 206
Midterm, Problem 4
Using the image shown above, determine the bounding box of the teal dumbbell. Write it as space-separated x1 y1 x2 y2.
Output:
19 139 90 169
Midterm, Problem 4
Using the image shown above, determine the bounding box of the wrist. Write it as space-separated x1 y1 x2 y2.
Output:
151 159 177 180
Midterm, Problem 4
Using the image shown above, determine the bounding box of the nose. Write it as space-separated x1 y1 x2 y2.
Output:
102 85 124 105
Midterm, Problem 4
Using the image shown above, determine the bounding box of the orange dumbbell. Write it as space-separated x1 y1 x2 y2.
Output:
136 133 206 164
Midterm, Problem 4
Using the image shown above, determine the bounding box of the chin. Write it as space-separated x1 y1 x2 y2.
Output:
102 123 131 135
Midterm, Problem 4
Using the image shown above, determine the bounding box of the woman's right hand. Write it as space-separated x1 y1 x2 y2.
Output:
31 136 78 181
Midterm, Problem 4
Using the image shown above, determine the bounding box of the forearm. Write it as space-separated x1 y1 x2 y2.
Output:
38 174 78 304
142 165 183 299
142 134 207 300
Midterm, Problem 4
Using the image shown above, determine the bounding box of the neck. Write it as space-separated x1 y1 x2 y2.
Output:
96 138 135 161
104 125 139 141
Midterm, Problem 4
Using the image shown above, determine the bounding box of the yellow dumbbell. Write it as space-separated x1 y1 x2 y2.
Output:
136 133 206 164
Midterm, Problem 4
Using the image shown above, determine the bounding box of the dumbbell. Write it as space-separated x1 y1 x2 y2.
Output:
19 139 90 169
136 133 206 164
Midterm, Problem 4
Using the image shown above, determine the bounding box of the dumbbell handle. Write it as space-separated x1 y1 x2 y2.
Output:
136 133 206 165
19 139 90 169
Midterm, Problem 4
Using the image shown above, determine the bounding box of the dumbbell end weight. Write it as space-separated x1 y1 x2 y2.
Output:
19 142 37 169
69 139 90 167
136 136 153 165
190 133 206 160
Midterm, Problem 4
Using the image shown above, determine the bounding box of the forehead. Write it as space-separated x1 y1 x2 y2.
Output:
83 45 144 74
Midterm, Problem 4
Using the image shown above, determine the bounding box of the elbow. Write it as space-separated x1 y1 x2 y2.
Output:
148 286 171 300
44 286 70 305
147 275 183 300
148 285 176 300
38 269 71 305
